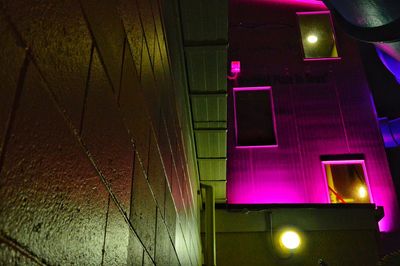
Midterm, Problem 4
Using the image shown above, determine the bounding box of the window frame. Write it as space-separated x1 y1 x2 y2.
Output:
321 159 373 204
233 86 278 148
296 10 342 61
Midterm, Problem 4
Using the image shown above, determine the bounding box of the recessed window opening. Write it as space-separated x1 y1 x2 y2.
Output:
233 86 277 147
322 160 372 204
297 11 340 60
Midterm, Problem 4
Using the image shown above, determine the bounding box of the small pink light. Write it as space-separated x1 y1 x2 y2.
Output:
231 61 241 74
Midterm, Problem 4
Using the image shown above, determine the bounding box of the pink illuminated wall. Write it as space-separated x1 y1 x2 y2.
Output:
228 0 400 231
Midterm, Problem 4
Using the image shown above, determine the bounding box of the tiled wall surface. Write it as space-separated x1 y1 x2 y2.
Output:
0 0 201 265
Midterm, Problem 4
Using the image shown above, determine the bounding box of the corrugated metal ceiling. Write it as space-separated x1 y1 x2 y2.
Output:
179 0 228 203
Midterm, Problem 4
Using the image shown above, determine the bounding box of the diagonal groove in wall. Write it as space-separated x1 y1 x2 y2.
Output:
78 42 95 136
119 2 201 258
117 37 127 103
100 195 111 266
0 5 26 49
79 0 197 225
25 31 187 263
153 206 158 263
0 49 30 176
0 231 48 266
76 3 186 259
1 1 200 264
29 55 157 264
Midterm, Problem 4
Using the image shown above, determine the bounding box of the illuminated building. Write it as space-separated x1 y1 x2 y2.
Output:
218 0 400 265
0 0 400 265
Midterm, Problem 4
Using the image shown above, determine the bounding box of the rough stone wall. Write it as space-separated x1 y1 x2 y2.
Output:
0 0 201 265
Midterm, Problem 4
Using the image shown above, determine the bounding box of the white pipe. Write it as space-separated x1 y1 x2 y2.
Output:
201 184 216 266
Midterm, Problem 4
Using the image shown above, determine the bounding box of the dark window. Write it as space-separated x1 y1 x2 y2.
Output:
297 11 339 60
234 87 277 147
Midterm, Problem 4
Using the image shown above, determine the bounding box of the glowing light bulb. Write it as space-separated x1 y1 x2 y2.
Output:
358 186 367 198
280 231 301 250
307 35 318 44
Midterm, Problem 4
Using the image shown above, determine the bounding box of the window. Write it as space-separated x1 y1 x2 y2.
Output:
233 86 277 147
297 11 340 60
322 158 371 204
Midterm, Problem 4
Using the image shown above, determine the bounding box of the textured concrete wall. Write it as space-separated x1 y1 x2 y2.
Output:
0 0 200 265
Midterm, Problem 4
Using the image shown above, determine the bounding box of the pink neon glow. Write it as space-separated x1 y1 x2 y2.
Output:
231 61 241 74
304 57 342 61
233 86 279 148
249 0 327 8
296 10 330 15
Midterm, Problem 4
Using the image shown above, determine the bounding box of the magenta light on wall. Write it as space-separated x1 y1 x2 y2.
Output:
228 85 399 231
253 0 327 8
231 61 241 74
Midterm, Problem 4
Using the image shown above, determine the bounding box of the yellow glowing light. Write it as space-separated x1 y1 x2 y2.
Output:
307 35 318 44
280 231 301 250
358 186 368 198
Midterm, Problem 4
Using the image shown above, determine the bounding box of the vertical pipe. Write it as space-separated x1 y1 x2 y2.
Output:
202 184 216 266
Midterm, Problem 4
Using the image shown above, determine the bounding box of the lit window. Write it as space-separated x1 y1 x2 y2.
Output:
322 158 371 204
297 11 340 60
233 86 277 147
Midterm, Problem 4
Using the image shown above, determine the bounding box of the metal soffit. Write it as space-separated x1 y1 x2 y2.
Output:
179 0 228 202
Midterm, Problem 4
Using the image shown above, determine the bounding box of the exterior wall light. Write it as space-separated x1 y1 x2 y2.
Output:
279 230 301 250
272 224 304 258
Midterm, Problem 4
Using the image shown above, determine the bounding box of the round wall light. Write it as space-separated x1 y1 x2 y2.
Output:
307 35 318 44
280 230 301 250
